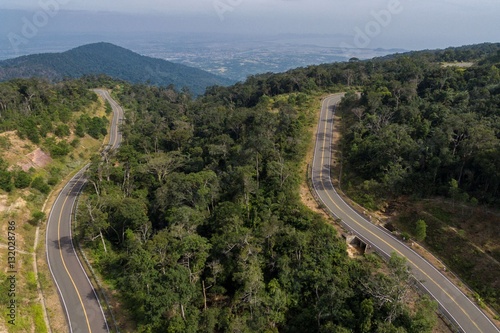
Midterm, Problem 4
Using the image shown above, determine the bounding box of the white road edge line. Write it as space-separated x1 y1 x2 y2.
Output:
45 169 87 333
69 165 110 333
311 94 499 333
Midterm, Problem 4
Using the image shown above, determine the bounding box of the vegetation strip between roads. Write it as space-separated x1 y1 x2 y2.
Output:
51 168 92 332
45 89 122 333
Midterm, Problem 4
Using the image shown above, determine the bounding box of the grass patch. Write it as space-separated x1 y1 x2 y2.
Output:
350 192 379 211
32 304 48 333
343 179 384 211
26 271 38 292
393 199 500 313
441 62 474 68
425 205 452 224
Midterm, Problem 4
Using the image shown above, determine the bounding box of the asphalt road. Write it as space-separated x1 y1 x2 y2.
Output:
46 89 124 333
311 94 500 333
95 89 123 152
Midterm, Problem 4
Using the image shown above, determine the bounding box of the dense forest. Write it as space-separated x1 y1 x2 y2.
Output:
201 43 500 205
335 46 500 310
339 48 500 203
75 43 500 332
75 81 439 333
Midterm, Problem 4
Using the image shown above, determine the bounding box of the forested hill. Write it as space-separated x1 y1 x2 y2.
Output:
372 42 500 63
200 42 500 204
0 42 234 95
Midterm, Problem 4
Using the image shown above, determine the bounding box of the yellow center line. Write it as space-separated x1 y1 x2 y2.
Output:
103 91 120 150
57 171 92 333
316 96 483 333
50 90 119 333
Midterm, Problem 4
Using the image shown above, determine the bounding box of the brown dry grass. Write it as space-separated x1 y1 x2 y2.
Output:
389 199 500 326
1 131 37 169
441 62 474 68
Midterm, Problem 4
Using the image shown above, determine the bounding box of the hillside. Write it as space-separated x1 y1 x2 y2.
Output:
0 79 113 332
372 42 500 63
201 42 500 314
0 42 234 95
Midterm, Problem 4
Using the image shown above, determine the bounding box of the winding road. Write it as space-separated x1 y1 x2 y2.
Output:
312 94 500 333
46 89 123 333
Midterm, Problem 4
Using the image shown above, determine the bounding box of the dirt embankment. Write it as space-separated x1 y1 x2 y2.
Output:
0 99 109 333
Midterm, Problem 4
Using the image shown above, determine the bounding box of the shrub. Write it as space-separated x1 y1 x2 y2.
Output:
14 170 32 189
70 138 80 148
30 211 46 226
0 136 11 150
54 124 71 137
415 219 427 242
48 141 71 157
0 170 13 192
31 176 50 194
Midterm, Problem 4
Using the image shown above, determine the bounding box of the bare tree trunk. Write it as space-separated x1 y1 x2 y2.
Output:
180 304 186 321
458 160 466 185
100 231 107 253
256 153 260 189
202 280 207 311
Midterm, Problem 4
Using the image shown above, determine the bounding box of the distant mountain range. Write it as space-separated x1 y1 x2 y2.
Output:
0 42 235 95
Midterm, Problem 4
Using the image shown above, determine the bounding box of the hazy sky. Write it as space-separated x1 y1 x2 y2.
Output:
1 0 499 51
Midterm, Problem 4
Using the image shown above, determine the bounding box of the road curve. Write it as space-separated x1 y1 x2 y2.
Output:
95 89 124 152
46 89 124 333
312 94 500 333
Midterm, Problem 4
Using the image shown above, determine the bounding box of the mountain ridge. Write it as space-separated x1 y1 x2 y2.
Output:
0 42 235 95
